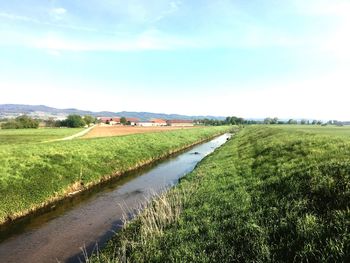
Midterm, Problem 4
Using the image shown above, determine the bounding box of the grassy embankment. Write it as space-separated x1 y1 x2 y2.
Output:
0 127 84 146
0 126 230 225
91 126 350 262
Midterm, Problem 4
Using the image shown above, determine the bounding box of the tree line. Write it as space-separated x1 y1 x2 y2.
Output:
262 117 339 125
0 114 96 129
195 116 259 126
195 116 340 126
1 115 40 129
0 114 137 129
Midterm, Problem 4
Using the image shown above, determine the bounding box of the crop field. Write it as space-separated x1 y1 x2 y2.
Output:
83 125 198 139
0 126 230 225
0 128 84 145
91 126 350 262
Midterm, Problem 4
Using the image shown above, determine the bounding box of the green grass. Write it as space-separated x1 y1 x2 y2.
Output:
277 124 350 137
0 128 84 145
91 126 350 263
0 126 230 224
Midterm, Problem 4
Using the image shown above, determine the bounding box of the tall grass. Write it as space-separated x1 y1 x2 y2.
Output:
87 185 196 263
89 126 350 262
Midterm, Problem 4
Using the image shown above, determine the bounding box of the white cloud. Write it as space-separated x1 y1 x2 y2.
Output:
50 7 67 20
52 8 67 15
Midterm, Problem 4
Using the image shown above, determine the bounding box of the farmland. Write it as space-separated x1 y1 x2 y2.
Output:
0 128 84 146
83 125 198 139
91 126 350 262
0 126 230 225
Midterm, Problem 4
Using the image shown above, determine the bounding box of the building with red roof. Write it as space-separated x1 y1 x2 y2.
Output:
166 119 194 127
98 117 120 125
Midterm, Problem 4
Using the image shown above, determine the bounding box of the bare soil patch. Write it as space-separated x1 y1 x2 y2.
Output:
83 125 198 139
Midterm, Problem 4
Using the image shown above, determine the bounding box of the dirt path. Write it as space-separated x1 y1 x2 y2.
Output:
50 125 96 141
83 125 197 139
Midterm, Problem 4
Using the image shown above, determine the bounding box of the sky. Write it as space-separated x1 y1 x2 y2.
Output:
1 0 350 120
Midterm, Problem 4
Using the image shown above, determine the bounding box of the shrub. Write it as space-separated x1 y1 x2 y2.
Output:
1 115 39 129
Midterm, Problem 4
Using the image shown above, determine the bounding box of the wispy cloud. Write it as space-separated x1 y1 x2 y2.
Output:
0 12 39 23
50 7 67 20
0 11 96 32
1 0 350 55
32 29 196 52
152 0 181 23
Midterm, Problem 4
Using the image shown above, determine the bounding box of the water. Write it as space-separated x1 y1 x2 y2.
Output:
0 134 231 263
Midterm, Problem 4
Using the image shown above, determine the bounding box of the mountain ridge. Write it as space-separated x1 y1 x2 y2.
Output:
0 104 225 120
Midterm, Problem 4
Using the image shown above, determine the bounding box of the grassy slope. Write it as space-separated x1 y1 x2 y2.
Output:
0 128 84 145
0 126 229 224
94 126 350 263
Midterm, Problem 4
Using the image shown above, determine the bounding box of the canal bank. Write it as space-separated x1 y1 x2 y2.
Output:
0 133 232 263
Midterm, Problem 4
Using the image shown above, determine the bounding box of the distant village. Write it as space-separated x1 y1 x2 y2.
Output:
98 117 194 127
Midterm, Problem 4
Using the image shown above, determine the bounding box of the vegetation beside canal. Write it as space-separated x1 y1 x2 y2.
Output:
0 126 230 225
90 126 350 262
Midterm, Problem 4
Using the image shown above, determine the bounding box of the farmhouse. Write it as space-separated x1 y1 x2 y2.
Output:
126 118 139 125
98 117 120 125
166 120 194 127
136 118 167 127
136 121 154 127
150 118 167 126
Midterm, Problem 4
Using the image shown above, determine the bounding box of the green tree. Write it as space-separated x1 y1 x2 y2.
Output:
120 117 127 125
1 115 39 129
83 115 96 125
264 117 272 124
45 117 61 127
1 119 20 129
63 115 86 128
16 115 40 128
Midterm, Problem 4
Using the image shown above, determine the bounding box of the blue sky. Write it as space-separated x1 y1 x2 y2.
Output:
1 0 350 119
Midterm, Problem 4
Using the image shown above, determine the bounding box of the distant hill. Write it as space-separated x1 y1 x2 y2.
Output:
0 104 225 121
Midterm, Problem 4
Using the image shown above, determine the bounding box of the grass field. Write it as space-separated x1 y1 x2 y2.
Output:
0 126 230 225
278 124 350 137
91 126 350 262
0 128 84 145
